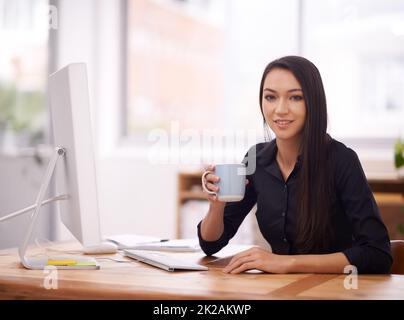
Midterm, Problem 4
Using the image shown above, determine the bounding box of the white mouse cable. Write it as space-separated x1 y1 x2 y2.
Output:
0 194 68 223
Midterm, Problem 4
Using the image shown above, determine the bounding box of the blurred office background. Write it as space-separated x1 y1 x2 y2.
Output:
0 0 403 249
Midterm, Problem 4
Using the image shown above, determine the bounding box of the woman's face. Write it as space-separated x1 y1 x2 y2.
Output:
262 68 306 142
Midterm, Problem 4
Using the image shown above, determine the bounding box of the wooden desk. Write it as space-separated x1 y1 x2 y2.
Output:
0 242 404 300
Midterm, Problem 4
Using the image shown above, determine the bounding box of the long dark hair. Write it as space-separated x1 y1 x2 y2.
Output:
259 56 331 254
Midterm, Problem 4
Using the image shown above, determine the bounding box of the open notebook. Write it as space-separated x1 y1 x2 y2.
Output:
106 234 201 252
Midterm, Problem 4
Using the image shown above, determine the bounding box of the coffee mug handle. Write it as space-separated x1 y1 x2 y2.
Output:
201 171 216 195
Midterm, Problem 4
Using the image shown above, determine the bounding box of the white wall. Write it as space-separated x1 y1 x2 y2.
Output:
0 153 51 249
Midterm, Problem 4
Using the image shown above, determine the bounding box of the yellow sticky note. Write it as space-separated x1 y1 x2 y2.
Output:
74 261 97 266
47 259 77 266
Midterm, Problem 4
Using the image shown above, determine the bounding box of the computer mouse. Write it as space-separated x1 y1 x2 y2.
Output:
82 241 118 254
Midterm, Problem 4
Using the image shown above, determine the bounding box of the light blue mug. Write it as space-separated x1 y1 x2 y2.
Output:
201 164 246 202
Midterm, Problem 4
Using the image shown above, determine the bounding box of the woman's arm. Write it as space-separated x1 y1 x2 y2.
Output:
222 247 350 274
198 156 258 256
289 252 350 273
200 202 226 241
333 146 392 273
197 182 257 256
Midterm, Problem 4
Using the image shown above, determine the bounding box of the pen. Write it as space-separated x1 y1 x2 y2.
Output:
137 239 169 245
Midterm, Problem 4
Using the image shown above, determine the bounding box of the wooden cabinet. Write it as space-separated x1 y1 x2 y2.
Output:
368 178 404 196
176 171 206 238
369 178 404 240
374 194 404 241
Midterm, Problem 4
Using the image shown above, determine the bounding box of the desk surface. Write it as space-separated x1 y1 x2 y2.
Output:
0 242 404 300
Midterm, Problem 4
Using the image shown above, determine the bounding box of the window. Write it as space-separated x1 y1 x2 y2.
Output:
125 0 403 145
302 0 404 139
0 0 49 151
125 0 299 141
125 0 227 136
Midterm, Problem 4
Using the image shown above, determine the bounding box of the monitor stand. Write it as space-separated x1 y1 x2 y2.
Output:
0 147 99 270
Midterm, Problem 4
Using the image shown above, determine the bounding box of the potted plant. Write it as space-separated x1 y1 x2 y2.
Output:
395 138 404 178
394 138 404 237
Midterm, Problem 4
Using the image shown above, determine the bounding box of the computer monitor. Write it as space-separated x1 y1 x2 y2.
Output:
12 63 116 269
49 63 101 248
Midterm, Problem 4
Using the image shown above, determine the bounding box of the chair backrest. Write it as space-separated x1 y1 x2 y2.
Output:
390 240 404 274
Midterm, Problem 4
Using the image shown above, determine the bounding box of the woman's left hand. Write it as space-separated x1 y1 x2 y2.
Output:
222 247 294 274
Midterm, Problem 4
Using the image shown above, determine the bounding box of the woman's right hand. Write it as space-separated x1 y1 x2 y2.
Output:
200 164 226 241
202 164 223 204
202 164 249 206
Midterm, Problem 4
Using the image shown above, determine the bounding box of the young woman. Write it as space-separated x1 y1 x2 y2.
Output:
198 55 392 274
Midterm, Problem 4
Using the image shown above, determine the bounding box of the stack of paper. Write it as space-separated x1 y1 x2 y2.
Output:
105 234 163 249
129 239 201 252
105 234 201 252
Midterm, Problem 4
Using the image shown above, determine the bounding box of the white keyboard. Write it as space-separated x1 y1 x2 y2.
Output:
124 250 208 272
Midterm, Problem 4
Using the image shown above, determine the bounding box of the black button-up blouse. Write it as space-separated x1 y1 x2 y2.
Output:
197 138 393 274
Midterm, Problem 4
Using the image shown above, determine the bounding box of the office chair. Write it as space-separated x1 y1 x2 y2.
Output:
390 240 404 275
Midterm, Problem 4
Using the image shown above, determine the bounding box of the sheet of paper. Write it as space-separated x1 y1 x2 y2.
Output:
129 238 201 252
105 234 163 249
